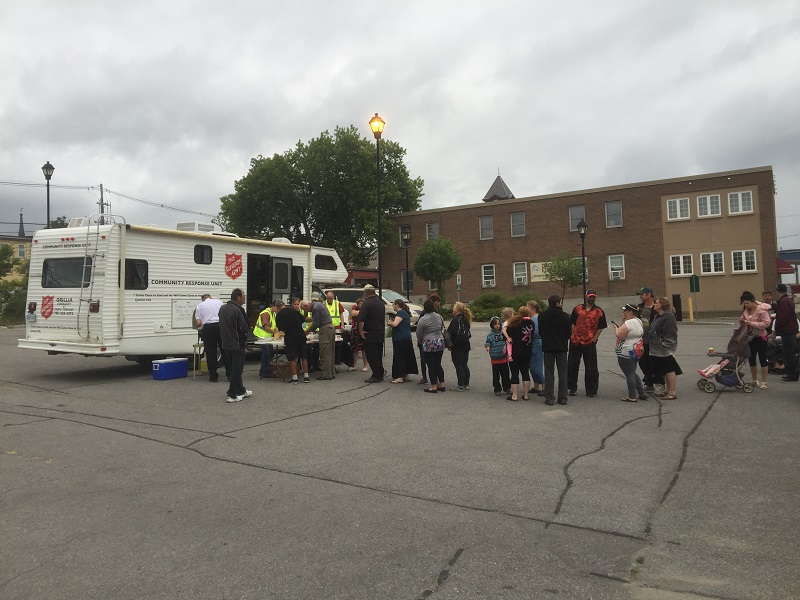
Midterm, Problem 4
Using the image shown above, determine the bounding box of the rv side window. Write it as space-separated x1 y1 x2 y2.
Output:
42 258 92 288
315 254 337 270
119 259 149 290
275 262 289 290
194 245 212 264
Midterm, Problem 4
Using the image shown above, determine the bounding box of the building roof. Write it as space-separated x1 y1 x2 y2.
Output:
396 165 774 217
482 175 515 202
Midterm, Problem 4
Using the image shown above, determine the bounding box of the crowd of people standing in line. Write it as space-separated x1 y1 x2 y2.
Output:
195 281 798 405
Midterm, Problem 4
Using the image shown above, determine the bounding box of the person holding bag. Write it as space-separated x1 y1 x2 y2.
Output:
614 304 648 402
447 302 472 391
416 299 447 393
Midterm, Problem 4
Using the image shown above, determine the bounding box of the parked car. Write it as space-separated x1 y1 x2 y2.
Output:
322 287 423 328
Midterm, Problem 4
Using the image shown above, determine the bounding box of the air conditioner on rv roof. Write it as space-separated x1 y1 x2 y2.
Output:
176 221 218 233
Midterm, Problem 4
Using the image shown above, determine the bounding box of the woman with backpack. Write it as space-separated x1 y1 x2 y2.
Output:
447 302 473 391
614 303 648 402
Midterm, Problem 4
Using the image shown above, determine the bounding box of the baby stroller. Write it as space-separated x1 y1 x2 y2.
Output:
697 322 756 393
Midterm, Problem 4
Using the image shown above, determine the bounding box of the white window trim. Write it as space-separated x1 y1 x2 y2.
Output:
608 254 625 280
513 261 528 285
670 254 693 277
510 212 525 238
479 216 493 240
700 251 725 275
605 201 623 229
667 198 690 221
401 269 414 293
696 195 721 219
728 191 754 215
569 205 585 232
731 249 757 273
18 244 26 259
482 264 496 288
428 280 437 292
426 222 439 241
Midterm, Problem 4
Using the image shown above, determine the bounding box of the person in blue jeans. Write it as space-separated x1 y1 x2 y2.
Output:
527 300 544 396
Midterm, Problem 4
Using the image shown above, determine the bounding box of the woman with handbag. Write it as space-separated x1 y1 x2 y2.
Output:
739 291 773 389
415 299 447 393
614 304 648 402
388 300 419 383
447 302 473 391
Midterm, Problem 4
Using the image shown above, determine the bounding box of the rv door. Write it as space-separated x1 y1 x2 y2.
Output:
272 258 292 299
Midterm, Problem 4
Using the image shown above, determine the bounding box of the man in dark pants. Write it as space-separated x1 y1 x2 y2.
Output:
194 293 226 382
304 298 336 380
775 283 799 382
636 285 665 392
358 284 386 383
219 288 251 403
538 294 572 405
567 289 607 397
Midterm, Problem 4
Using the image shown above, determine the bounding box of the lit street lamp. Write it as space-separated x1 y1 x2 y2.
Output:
401 225 411 296
369 113 385 302
577 218 587 308
42 161 55 229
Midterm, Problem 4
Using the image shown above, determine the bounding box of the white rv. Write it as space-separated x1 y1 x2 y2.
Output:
19 216 348 362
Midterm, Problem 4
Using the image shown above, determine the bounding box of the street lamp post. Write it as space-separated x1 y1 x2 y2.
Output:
577 218 588 308
41 161 55 229
401 225 411 297
369 113 385 302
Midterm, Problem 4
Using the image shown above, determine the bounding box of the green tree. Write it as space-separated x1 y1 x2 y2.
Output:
0 256 27 325
542 250 584 298
0 244 19 278
413 239 461 304
216 125 424 267
49 216 68 228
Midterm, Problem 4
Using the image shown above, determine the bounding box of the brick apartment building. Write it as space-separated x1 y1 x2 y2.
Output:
384 166 778 315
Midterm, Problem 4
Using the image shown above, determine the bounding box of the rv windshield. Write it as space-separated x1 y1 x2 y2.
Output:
381 289 410 304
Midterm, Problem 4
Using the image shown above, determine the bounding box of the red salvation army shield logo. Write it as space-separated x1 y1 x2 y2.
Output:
41 296 54 319
225 253 243 280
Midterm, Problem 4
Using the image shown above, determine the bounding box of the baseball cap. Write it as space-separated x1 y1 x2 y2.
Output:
586 289 597 298
776 283 788 293
635 286 653 295
363 284 375 291
621 303 640 313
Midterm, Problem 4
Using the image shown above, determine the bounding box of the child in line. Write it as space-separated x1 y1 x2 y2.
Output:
485 316 511 396
698 359 729 378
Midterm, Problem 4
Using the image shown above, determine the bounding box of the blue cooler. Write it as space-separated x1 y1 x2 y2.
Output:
152 358 189 380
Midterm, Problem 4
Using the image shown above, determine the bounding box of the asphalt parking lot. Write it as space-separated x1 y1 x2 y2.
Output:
2 321 798 600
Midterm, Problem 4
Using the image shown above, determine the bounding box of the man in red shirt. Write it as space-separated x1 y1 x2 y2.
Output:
568 289 607 397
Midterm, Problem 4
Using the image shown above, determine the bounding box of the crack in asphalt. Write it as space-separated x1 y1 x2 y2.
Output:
638 582 745 600
644 391 721 536
415 547 464 599
548 413 663 525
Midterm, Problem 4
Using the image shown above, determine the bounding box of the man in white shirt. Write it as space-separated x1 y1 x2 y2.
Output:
195 293 226 382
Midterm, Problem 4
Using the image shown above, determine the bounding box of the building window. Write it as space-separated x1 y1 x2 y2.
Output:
605 201 623 228
670 254 693 276
569 205 585 231
479 216 493 240
194 244 212 265
401 269 414 293
728 191 753 215
482 264 496 288
513 262 527 285
697 195 721 218
426 222 439 241
18 244 26 259
510 212 525 237
700 252 724 274
667 198 690 221
608 255 625 280
732 250 757 273
428 280 437 292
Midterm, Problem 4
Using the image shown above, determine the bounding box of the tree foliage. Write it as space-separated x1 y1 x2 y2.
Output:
216 125 424 267
0 244 19 279
0 254 27 325
413 238 461 304
49 216 68 228
542 250 584 298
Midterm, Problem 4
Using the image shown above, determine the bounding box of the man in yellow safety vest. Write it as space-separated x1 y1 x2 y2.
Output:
254 299 284 378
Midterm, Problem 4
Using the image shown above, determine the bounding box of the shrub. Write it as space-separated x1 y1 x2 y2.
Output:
467 291 542 322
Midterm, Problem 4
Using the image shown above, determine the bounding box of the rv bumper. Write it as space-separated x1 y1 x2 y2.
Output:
18 339 120 355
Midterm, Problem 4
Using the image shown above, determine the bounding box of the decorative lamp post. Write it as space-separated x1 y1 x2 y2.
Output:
401 225 411 296
42 161 55 229
577 218 588 308
369 113 385 302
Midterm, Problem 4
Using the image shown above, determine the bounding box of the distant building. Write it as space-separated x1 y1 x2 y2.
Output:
385 166 779 314
0 211 31 282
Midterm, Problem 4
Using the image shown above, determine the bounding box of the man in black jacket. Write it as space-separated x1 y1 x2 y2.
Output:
358 285 386 383
538 294 572 405
219 288 251 403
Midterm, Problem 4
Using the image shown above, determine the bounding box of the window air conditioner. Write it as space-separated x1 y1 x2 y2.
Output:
484 279 495 287
611 270 625 280
515 276 526 285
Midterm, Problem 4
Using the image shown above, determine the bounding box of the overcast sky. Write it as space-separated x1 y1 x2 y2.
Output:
2 1 799 249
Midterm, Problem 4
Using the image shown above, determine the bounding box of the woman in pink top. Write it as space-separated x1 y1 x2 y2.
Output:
739 291 773 389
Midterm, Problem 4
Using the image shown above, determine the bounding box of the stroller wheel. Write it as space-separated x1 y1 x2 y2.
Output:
703 381 716 393
742 382 754 393
697 379 707 390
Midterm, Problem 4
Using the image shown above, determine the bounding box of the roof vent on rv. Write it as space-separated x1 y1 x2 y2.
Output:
271 237 292 244
176 221 219 233
67 217 93 228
